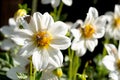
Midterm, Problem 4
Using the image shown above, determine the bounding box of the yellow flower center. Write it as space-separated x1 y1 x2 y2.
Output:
33 31 52 48
116 59 120 70
53 68 63 78
114 18 120 28
14 9 27 20
80 24 95 39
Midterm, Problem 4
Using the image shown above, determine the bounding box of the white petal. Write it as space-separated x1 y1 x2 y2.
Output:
113 29 120 40
115 4 120 18
18 43 35 57
102 55 116 71
13 55 29 66
11 29 32 45
41 0 51 4
6 67 26 80
76 46 87 57
84 7 98 24
9 18 17 26
42 12 54 29
41 70 58 80
62 0 72 6
71 29 81 41
93 16 106 38
71 19 83 29
50 35 71 50
104 44 118 55
48 46 63 67
1 39 16 50
20 16 37 33
51 0 60 8
33 12 43 31
0 25 15 37
32 49 49 71
71 39 87 56
109 72 119 80
49 21 69 36
85 39 98 52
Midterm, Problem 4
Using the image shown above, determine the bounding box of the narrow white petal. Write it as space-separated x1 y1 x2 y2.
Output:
115 5 120 18
18 43 35 57
48 46 63 67
93 16 106 38
104 44 118 55
32 49 49 71
48 21 68 36
62 0 72 6
33 12 43 31
102 55 116 71
42 12 54 29
84 7 98 24
50 35 71 50
71 39 87 56
71 29 81 41
76 46 87 56
85 39 98 52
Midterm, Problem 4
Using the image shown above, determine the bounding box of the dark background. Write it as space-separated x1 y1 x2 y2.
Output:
0 0 120 79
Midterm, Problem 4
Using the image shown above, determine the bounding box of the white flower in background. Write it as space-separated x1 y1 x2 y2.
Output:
109 71 120 80
0 9 27 50
40 56 63 80
71 7 106 56
6 56 30 80
102 42 120 80
0 18 18 50
41 0 72 8
105 4 120 40
11 12 71 71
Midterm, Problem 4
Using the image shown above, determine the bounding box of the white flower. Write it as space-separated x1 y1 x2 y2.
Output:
105 4 120 40
102 42 120 80
71 7 106 56
0 18 19 50
40 58 63 80
6 56 29 80
41 0 72 8
109 71 120 80
0 9 27 50
11 12 71 71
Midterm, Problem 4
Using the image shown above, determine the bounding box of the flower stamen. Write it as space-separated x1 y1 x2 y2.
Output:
33 31 52 48
81 24 95 39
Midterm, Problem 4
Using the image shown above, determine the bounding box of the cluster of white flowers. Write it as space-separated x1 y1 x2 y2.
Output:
1 0 120 79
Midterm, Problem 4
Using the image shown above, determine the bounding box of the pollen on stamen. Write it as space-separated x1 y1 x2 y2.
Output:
114 18 120 28
116 59 120 70
80 24 95 39
33 31 52 48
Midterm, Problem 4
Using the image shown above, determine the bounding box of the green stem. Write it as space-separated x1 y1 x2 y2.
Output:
102 38 109 57
30 58 33 80
57 2 63 19
31 0 38 15
73 55 80 80
81 61 89 80
68 48 74 80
